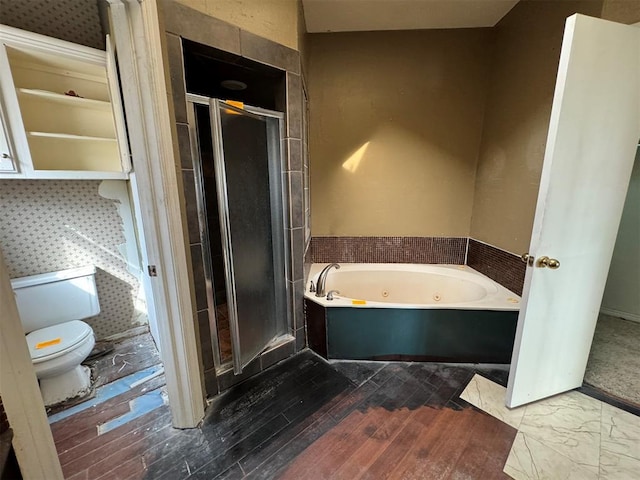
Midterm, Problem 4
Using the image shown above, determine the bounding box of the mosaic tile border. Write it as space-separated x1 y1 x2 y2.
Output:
310 236 468 264
310 236 526 295
467 239 526 296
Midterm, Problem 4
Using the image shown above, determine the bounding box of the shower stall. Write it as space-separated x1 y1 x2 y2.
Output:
187 95 289 374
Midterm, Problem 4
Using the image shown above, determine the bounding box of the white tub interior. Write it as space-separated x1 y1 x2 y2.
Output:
306 263 520 311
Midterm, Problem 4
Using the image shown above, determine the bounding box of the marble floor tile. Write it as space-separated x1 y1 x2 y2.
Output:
600 402 640 479
601 402 640 461
504 432 599 480
518 390 602 468
460 373 526 429
599 448 640 480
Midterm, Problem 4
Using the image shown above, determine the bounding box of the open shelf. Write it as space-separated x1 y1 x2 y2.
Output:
0 25 130 179
6 46 109 102
27 132 121 172
28 132 117 142
17 89 117 140
17 88 111 109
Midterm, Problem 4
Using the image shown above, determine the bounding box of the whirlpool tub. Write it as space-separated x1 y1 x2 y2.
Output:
305 264 520 363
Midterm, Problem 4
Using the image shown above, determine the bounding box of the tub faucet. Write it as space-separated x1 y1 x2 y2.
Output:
315 263 340 297
326 290 340 301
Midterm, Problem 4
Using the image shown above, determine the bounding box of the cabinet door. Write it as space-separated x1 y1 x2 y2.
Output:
106 34 131 173
0 41 27 176
0 105 17 172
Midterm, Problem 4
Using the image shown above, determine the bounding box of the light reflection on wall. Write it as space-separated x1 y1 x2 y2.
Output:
342 141 371 173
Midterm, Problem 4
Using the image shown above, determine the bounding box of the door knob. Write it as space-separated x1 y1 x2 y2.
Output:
536 256 560 269
521 253 534 266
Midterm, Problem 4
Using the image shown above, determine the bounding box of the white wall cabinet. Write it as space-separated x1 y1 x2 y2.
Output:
0 25 130 179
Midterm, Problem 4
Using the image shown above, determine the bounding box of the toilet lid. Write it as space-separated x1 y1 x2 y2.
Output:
26 320 92 362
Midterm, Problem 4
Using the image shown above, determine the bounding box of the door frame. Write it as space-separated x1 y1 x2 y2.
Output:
0 250 64 480
106 0 205 427
186 94 290 374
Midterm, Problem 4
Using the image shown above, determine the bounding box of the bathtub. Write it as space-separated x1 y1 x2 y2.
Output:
305 264 520 363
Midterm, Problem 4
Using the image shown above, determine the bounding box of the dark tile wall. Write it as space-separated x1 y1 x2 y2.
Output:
164 30 219 395
467 239 526 296
311 236 468 264
163 1 305 396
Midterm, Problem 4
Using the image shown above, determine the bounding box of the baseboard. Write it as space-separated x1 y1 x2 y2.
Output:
101 324 150 342
600 307 640 324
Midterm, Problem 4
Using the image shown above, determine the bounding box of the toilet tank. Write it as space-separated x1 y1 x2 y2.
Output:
10 266 100 333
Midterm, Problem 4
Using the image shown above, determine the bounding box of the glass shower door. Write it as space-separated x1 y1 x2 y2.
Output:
211 100 287 374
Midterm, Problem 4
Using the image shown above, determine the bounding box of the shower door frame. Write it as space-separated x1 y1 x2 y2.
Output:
186 94 291 374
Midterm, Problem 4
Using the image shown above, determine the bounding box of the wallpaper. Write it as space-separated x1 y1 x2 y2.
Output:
0 180 147 339
0 0 105 50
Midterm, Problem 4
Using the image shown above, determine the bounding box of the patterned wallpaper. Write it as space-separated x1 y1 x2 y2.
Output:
0 180 147 339
0 0 105 50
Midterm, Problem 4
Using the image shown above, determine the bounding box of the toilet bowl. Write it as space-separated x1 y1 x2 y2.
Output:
11 266 100 406
27 320 96 405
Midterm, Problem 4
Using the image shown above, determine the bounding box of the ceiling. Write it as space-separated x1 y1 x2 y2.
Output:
302 0 520 33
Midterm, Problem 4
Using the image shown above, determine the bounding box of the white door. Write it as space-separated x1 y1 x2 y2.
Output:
506 14 640 408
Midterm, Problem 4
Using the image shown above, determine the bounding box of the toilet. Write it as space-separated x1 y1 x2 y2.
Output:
11 266 99 406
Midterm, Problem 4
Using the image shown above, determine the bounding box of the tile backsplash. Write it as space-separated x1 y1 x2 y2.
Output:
0 180 146 339
467 239 526 296
311 236 468 264
310 236 526 295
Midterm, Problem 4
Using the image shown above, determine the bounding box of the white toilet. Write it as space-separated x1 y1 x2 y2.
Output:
11 266 99 406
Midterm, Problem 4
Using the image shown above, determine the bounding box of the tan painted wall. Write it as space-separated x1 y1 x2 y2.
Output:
601 147 640 320
175 0 299 49
469 0 604 254
308 29 491 236
298 0 309 75
601 0 640 23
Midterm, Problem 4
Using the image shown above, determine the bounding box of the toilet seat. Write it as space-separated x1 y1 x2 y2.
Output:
26 320 93 364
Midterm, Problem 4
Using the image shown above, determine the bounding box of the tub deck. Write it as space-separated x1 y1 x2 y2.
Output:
306 264 520 363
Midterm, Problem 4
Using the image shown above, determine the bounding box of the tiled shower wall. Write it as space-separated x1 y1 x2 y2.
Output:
0 180 146 339
164 1 306 396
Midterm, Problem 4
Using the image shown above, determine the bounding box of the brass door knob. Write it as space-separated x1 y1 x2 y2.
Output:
537 256 560 269
521 253 534 266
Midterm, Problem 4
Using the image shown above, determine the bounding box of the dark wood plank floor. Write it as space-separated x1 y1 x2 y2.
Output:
53 347 517 480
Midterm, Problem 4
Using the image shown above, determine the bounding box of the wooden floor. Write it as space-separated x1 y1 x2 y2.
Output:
216 303 232 364
51 332 166 480
52 343 517 480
